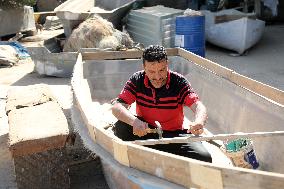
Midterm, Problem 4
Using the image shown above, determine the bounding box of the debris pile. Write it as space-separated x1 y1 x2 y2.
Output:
184 8 203 16
63 15 133 52
0 42 30 67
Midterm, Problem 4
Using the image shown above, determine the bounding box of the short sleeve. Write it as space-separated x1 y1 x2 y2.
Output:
179 78 199 107
118 75 137 105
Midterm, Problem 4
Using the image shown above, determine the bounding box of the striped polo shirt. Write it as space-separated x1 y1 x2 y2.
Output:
118 70 199 131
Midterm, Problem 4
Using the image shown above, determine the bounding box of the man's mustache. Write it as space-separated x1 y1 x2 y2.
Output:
151 78 164 82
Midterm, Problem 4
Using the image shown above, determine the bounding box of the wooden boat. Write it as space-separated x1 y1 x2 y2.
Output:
202 9 265 54
71 48 284 189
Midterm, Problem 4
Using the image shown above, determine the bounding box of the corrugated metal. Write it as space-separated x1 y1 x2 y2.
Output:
126 5 183 47
144 0 188 10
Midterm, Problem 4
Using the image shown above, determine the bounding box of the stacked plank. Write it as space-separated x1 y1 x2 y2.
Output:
126 5 183 48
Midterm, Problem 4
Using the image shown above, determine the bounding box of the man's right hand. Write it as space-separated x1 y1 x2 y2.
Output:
132 118 148 137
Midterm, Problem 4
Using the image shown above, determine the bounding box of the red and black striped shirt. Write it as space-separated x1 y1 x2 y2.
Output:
118 70 199 131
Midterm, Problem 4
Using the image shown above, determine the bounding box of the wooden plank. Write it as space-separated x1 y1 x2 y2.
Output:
72 53 97 141
82 48 178 60
178 48 284 105
127 143 284 189
189 162 223 189
215 15 256 24
112 139 129 167
230 72 284 105
132 131 284 146
127 143 194 188
221 167 284 189
82 50 143 60
94 126 114 156
177 48 234 79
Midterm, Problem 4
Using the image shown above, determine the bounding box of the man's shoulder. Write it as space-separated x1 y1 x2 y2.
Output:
130 70 145 81
170 71 189 85
170 71 186 78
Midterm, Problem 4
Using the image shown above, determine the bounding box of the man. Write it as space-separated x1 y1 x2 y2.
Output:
111 45 212 162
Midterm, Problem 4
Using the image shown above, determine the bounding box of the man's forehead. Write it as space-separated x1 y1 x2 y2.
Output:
144 59 168 66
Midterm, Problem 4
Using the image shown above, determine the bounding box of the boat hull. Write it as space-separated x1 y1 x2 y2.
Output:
71 48 284 189
101 151 186 189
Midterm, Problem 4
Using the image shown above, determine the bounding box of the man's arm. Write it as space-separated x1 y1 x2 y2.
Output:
111 100 136 126
188 101 207 135
111 100 148 137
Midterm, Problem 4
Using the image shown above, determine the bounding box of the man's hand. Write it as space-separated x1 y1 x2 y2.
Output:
188 101 207 136
187 122 204 136
132 118 148 137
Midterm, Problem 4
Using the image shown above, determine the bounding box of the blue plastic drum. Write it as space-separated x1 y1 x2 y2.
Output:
175 15 205 57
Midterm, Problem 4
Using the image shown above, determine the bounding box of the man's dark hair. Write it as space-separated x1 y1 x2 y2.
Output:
142 45 167 63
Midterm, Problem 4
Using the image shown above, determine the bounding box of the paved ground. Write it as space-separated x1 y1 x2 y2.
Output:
206 23 284 91
0 23 283 188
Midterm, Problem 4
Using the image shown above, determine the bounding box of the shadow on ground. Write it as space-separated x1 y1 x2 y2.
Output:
11 72 71 86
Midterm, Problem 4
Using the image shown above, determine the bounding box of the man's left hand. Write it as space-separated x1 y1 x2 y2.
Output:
187 122 204 135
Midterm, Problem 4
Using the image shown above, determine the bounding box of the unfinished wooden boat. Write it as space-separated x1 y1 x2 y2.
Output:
202 9 265 54
71 48 284 189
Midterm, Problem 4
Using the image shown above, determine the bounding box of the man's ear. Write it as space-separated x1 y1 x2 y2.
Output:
166 60 169 70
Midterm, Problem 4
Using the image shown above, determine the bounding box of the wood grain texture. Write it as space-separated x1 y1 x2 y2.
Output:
132 131 284 146
81 48 178 60
112 139 129 167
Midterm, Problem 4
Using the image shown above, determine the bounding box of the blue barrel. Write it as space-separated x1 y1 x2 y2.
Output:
175 15 205 57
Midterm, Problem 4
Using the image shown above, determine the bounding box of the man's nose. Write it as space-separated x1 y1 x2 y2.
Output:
154 72 161 80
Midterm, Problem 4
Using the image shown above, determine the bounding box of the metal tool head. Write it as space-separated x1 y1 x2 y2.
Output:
154 121 163 139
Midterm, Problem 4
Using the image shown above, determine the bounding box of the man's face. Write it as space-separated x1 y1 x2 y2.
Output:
144 59 168 88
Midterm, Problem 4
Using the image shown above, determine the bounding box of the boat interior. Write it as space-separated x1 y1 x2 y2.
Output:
79 49 284 174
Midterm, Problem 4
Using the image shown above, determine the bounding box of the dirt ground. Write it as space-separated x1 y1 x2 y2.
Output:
0 61 109 189
0 23 283 189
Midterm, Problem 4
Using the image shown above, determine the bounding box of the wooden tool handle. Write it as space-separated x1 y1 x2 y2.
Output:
146 128 157 133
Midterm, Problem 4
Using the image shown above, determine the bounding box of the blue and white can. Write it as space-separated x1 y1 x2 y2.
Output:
244 144 259 169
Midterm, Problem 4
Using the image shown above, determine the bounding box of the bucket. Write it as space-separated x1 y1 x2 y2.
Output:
223 138 259 169
175 15 205 57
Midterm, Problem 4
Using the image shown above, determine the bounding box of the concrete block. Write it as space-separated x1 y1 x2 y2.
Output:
6 85 71 188
0 6 36 37
8 101 69 156
6 84 56 114
6 84 70 156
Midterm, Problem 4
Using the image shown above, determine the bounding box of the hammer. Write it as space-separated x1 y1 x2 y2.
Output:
146 121 163 139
